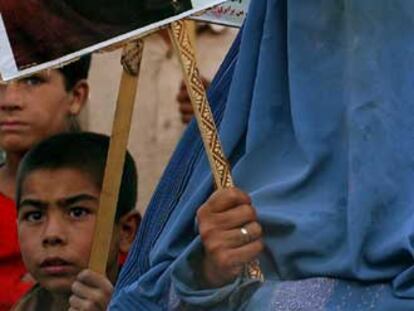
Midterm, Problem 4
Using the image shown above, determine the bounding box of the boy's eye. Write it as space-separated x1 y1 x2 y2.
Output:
23 211 44 223
69 207 90 219
19 75 45 87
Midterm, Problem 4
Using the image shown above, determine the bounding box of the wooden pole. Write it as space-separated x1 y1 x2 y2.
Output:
89 39 144 274
186 20 197 53
168 21 263 281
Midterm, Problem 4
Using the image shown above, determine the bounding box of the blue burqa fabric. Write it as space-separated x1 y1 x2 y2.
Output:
112 0 414 310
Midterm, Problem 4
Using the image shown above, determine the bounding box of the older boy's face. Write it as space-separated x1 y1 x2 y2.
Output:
17 168 118 294
0 70 79 153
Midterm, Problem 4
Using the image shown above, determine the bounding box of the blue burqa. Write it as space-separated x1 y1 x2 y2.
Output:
111 0 414 310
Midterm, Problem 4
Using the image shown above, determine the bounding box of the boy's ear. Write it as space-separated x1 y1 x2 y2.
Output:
69 79 89 116
119 210 141 254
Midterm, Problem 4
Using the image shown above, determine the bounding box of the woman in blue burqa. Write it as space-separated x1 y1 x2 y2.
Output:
110 0 414 310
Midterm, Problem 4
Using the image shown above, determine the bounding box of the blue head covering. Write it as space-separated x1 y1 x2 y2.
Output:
112 0 414 309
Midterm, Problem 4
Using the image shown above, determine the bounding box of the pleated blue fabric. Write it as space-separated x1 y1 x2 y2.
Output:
112 0 414 309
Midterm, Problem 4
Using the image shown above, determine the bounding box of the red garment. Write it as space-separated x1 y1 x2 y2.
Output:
0 193 32 311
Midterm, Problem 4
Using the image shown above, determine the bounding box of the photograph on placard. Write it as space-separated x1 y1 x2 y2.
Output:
0 0 224 80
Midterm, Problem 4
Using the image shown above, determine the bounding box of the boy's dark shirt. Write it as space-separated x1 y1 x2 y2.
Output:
11 285 53 311
12 266 125 311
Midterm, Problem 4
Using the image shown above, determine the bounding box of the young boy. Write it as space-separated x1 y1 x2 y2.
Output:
12 132 140 311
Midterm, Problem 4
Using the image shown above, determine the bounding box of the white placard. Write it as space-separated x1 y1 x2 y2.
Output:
190 0 250 28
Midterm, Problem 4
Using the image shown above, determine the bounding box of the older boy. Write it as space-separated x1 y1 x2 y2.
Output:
12 132 139 311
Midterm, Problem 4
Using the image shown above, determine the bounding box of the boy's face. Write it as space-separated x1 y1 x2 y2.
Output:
0 70 85 153
17 168 120 294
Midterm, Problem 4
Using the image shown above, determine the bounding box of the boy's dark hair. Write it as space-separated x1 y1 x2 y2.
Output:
58 55 92 90
16 132 137 221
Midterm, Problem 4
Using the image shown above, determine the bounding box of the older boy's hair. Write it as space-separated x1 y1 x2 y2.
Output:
16 132 137 221
58 55 92 91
